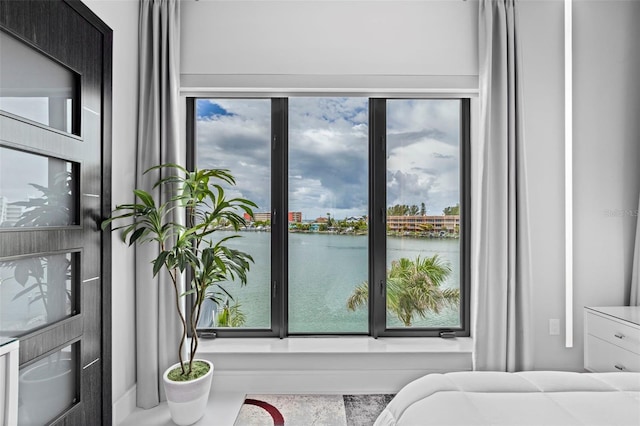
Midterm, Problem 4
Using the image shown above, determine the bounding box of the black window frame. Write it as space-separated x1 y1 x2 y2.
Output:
187 96 471 338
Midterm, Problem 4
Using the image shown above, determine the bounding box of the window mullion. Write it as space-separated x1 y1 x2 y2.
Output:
369 99 387 337
271 98 288 338
460 98 471 336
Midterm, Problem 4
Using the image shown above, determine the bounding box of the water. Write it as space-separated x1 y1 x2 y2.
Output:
209 231 461 333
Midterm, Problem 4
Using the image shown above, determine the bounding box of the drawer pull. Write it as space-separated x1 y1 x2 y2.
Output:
614 333 625 339
614 364 626 371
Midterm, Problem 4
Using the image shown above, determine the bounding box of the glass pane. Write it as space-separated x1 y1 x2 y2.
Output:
18 344 77 425
0 147 77 227
0 253 76 336
0 30 79 134
288 97 369 334
386 99 461 329
195 99 271 329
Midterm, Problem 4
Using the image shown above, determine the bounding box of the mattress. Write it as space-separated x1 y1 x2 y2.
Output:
374 371 640 426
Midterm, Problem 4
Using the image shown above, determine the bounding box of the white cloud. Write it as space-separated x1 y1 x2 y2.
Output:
195 97 460 219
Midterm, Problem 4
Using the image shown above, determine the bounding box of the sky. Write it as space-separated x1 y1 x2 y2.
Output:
196 97 460 221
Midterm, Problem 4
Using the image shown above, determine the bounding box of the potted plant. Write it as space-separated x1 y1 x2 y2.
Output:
102 164 256 425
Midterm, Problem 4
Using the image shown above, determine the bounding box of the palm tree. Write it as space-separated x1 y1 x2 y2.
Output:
216 299 246 327
346 255 459 326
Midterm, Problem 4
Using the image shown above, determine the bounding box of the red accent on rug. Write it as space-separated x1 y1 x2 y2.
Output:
243 398 285 425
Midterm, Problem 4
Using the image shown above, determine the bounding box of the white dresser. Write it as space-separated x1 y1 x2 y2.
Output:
584 306 640 372
0 337 19 426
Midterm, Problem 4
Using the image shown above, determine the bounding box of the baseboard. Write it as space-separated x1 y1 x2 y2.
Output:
112 384 136 426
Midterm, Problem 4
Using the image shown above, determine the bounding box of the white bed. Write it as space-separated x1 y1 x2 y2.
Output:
374 371 640 426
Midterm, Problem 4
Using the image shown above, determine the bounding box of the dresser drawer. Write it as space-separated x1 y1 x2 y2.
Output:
585 335 640 372
585 310 640 355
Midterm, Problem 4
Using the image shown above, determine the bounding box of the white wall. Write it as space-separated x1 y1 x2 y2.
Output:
520 0 640 370
83 0 640 415
82 0 139 422
181 0 479 92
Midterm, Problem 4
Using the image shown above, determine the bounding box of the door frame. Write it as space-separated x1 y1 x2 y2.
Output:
0 0 112 423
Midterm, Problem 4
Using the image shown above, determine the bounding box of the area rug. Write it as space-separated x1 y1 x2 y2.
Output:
234 394 394 426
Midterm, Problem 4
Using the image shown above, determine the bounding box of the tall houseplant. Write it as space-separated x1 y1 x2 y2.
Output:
102 164 255 424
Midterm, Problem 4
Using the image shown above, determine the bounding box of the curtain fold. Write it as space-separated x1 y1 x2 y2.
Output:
135 0 183 408
630 194 640 306
472 0 533 371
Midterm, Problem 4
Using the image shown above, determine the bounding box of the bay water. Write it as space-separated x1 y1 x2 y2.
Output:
213 231 461 333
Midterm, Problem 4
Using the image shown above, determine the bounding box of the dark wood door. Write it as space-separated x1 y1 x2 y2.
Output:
0 0 112 424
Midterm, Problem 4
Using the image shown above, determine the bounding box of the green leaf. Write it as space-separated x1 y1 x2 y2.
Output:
153 251 170 276
128 227 147 246
133 189 155 207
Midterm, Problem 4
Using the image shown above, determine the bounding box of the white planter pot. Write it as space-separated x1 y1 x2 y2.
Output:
163 359 214 426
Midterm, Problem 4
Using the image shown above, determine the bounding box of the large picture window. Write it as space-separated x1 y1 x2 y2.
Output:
189 97 470 337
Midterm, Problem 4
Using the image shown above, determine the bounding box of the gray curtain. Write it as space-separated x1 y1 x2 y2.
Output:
135 0 183 408
472 0 533 371
631 194 640 305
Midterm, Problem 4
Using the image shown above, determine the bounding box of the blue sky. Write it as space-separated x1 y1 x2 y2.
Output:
196 100 234 119
196 98 460 221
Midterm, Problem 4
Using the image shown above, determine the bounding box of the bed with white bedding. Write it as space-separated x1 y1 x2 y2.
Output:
374 371 640 426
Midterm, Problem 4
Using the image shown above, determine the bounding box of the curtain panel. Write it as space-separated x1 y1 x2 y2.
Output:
472 0 534 371
631 194 640 305
135 0 183 408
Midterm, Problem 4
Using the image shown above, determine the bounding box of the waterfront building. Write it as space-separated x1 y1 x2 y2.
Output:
251 212 272 223
386 215 460 234
244 211 302 224
288 212 302 223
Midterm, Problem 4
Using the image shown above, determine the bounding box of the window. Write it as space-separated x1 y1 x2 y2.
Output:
0 252 78 335
190 97 470 337
0 146 79 228
0 30 80 135
193 99 272 330
288 97 369 334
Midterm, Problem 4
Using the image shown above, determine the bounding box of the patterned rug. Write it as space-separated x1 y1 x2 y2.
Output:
234 394 394 426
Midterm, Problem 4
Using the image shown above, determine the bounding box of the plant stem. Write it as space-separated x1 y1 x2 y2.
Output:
162 236 188 377
169 266 188 375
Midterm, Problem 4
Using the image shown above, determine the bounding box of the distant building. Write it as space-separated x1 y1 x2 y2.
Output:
0 196 7 224
0 196 24 227
288 212 302 223
246 212 271 223
345 215 367 223
244 211 302 223
387 215 460 233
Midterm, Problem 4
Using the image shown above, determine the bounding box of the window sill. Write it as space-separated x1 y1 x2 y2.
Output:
196 336 473 394
196 335 473 356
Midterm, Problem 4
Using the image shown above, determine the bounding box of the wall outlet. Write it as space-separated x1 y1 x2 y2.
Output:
549 319 560 336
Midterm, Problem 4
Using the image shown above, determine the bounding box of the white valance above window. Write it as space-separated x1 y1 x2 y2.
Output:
180 0 479 95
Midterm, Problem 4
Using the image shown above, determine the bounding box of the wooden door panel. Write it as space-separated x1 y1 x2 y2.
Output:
0 0 112 423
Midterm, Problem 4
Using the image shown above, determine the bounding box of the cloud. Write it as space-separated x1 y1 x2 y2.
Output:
387 99 460 146
286 98 370 218
195 98 460 219
196 99 272 211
